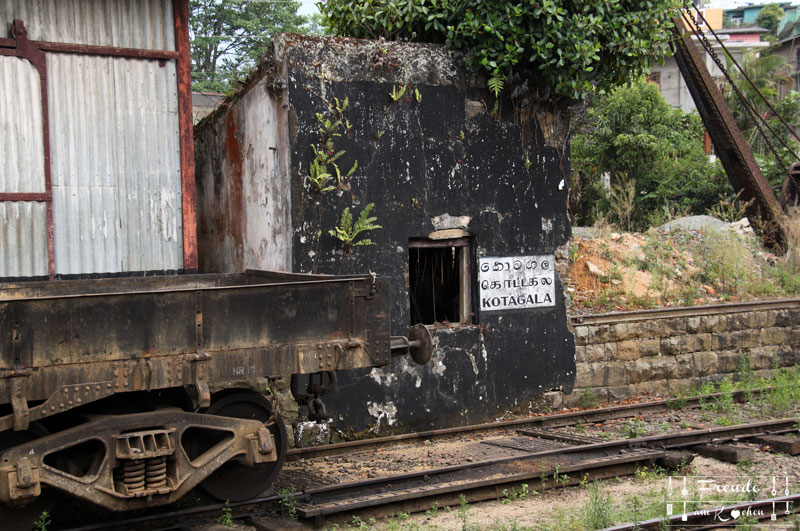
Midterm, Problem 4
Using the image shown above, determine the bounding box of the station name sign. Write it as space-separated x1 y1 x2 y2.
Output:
478 255 556 311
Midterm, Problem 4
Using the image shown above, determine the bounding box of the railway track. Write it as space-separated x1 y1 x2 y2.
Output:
287 387 770 462
60 396 798 530
289 417 799 523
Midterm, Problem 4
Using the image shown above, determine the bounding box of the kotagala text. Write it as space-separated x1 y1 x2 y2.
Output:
478 255 556 311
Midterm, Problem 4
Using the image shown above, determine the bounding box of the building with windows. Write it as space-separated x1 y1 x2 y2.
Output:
723 1 794 26
648 30 770 113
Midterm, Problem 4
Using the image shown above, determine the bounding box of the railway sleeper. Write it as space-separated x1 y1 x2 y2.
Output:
0 409 277 511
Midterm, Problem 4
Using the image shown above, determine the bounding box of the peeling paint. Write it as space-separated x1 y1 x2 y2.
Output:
294 420 332 446
202 34 576 433
367 401 398 431
464 347 480 376
368 367 396 386
430 350 447 376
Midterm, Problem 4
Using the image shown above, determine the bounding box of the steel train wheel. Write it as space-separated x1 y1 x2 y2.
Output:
197 390 287 501
0 423 59 530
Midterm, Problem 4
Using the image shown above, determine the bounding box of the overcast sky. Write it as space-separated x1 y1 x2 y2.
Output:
298 0 319 17
705 0 773 7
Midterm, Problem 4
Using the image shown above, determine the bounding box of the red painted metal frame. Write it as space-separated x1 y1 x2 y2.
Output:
173 0 198 271
0 21 55 276
0 1 198 275
0 193 50 202
36 41 179 60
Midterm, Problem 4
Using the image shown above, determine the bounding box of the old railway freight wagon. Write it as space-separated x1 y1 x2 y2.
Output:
0 1 430 525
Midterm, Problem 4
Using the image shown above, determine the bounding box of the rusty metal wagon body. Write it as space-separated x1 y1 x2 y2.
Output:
0 270 419 515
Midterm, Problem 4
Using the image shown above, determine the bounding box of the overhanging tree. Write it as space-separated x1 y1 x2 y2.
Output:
190 0 308 92
321 0 684 100
755 3 785 36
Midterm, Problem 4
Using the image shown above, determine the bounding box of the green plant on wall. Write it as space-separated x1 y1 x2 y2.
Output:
307 157 334 193
307 97 358 194
329 203 382 255
390 84 407 102
305 94 377 270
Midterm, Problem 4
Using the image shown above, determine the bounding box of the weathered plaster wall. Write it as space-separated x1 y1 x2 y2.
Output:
277 35 575 434
194 67 292 273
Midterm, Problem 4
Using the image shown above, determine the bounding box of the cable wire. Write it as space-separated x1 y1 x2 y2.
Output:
689 2 800 168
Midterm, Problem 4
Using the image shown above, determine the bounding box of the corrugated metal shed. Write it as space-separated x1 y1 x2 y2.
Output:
0 0 190 278
1 0 175 50
49 54 182 275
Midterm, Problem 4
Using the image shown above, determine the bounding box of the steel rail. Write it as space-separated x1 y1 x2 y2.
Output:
62 495 282 531
287 388 771 461
294 417 798 518
298 448 664 519
570 297 800 326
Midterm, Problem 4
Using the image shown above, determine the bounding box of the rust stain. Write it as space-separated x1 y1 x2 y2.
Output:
224 111 245 269
173 0 198 271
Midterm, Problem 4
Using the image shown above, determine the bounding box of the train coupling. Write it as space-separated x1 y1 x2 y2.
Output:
390 324 434 365
0 409 277 511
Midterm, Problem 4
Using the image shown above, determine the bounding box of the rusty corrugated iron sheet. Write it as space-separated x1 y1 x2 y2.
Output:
0 0 189 278
1 0 175 51
48 53 183 275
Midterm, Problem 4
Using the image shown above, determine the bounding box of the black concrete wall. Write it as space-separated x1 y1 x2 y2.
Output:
280 35 575 433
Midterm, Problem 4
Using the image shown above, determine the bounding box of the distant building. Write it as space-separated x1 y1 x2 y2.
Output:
192 92 225 123
684 7 725 31
649 31 769 113
724 1 794 27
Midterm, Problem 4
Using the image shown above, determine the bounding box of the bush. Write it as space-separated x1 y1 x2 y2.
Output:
571 80 731 228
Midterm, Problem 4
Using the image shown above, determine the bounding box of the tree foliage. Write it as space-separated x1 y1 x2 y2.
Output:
755 3 785 35
571 80 729 228
320 0 684 99
190 0 309 93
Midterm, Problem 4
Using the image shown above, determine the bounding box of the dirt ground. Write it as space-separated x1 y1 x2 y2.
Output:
566 222 793 313
395 452 800 530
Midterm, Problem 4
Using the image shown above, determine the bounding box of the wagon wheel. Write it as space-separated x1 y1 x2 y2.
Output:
196 390 288 501
0 423 59 529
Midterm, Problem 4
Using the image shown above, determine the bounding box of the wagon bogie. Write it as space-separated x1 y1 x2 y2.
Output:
0 408 277 511
0 270 427 513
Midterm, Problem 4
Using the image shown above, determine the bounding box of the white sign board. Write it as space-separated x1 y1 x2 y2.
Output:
478 255 556 311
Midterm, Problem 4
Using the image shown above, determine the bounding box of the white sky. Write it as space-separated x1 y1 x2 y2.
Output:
297 0 320 17
704 0 786 7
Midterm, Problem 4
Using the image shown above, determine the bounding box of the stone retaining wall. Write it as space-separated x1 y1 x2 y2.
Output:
566 305 800 405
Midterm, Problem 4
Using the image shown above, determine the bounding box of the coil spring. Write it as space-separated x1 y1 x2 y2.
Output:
145 456 168 489
122 460 146 493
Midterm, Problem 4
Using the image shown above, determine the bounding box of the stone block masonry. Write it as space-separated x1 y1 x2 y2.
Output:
565 303 800 406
